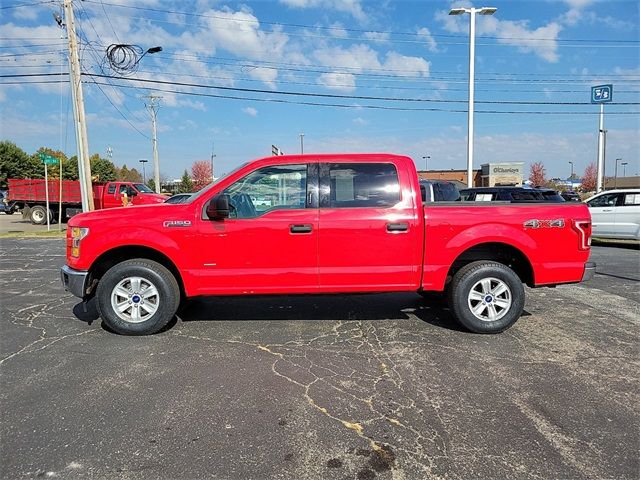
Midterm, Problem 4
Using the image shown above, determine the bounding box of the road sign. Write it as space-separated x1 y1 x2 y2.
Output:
38 152 59 165
271 145 284 156
591 84 613 103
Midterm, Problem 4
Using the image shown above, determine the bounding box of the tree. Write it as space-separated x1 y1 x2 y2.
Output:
177 169 194 193
0 141 42 187
528 162 546 187
581 162 597 192
191 160 212 191
116 164 142 183
89 153 117 182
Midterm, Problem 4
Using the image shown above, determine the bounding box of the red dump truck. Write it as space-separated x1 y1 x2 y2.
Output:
6 178 167 224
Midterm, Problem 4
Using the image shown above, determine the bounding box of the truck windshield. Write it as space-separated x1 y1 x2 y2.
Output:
133 184 154 193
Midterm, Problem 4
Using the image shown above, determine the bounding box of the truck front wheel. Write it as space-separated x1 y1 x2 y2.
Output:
448 261 524 334
96 259 180 335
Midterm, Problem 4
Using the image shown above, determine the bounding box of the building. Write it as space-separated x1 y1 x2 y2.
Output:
604 176 640 189
417 169 483 187
480 162 525 187
418 162 525 188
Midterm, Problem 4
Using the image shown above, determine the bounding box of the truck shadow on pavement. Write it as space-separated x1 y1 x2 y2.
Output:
73 293 532 334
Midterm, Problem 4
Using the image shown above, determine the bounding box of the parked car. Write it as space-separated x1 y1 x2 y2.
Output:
419 180 461 202
165 193 193 204
561 191 582 202
1 189 15 214
61 153 593 336
585 189 640 240
460 187 565 203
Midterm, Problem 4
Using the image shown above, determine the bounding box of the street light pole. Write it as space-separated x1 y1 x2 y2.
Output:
422 155 430 171
568 161 574 178
139 159 148 183
299 133 305 154
449 6 497 188
622 162 628 178
614 158 623 189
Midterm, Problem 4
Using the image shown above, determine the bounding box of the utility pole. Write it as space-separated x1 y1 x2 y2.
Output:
144 95 162 193
210 140 216 181
62 0 93 211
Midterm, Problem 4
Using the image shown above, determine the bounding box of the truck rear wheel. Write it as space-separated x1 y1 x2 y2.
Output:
96 259 180 335
448 261 524 334
29 205 51 225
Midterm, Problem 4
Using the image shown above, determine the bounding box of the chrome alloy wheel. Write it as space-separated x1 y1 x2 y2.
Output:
467 277 512 322
110 276 159 323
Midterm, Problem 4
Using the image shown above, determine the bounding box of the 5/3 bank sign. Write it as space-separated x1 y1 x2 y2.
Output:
591 84 613 103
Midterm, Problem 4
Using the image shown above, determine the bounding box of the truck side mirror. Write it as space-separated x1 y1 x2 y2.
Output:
206 194 230 220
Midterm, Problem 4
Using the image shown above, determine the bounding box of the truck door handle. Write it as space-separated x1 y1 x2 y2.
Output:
290 224 313 234
386 222 409 233
602 209 613 212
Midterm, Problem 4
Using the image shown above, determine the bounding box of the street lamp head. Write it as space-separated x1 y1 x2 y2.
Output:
622 162 628 166
146 46 163 54
448 7 467 15
479 7 497 15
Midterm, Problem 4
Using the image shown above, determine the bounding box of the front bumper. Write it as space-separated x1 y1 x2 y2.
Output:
582 262 596 282
60 265 89 298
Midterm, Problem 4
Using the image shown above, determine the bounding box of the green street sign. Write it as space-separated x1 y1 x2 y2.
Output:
39 152 59 165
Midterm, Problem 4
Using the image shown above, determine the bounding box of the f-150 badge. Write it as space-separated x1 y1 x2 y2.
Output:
523 219 565 229
163 220 192 228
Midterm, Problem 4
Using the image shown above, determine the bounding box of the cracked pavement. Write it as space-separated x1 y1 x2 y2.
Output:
1 238 638 479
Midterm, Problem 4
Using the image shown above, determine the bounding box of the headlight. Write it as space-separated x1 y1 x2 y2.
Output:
71 227 89 257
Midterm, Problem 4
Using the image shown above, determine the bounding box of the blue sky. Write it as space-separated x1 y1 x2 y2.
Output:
1 0 639 181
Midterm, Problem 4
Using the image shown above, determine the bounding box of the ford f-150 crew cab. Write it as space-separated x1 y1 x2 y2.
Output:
60 154 595 335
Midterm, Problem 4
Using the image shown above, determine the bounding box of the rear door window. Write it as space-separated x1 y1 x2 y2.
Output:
624 193 640 206
327 163 400 208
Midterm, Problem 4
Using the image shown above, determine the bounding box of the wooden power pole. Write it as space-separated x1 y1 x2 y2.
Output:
143 95 162 193
63 0 94 210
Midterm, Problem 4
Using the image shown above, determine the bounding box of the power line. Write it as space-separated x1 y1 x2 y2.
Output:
132 69 639 95
89 80 640 115
3 76 637 114
84 0 639 45
84 73 640 107
5 72 639 106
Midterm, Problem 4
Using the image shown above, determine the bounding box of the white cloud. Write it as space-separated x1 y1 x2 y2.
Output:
352 117 368 125
363 31 390 43
317 72 356 92
382 52 430 77
436 10 562 63
279 0 365 20
242 106 258 117
417 27 438 52
327 22 349 39
313 44 381 71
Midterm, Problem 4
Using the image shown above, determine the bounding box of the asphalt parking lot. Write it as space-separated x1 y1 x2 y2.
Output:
1 238 638 479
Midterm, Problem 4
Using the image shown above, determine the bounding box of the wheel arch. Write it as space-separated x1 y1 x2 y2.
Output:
447 242 534 287
86 245 185 298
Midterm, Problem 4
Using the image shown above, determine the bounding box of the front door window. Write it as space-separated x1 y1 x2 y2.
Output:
223 164 308 218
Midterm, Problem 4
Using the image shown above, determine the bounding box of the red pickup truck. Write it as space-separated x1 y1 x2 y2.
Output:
61 154 594 335
7 178 167 224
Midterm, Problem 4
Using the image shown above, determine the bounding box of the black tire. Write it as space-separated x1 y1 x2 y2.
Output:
4 209 13 215
96 259 180 335
447 261 524 334
29 205 49 225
